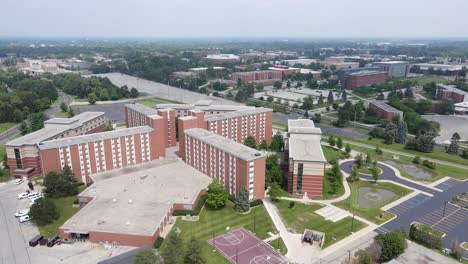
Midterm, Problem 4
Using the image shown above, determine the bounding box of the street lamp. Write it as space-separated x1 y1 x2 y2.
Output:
442 201 448 218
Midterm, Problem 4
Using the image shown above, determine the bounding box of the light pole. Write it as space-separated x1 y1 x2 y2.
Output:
350 214 355 233
442 201 448 218
347 250 351 264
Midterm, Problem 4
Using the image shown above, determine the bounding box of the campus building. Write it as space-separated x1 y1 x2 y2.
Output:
39 126 165 184
6 112 107 179
125 103 176 147
177 107 273 148
436 84 468 103
337 66 380 89
412 63 464 76
322 57 360 70
372 61 409 78
285 119 326 197
156 100 253 117
205 54 240 65
231 70 282 86
180 128 266 200
345 70 388 90
60 159 211 247
368 101 404 121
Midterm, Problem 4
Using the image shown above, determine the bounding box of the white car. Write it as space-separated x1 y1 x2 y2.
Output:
17 192 29 200
27 192 39 198
28 193 43 200
14 178 24 185
30 197 41 205
19 215 32 223
15 209 30 217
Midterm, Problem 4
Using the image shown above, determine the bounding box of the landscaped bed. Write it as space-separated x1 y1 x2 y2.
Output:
334 180 413 224
161 202 278 264
274 200 367 248
384 160 435 181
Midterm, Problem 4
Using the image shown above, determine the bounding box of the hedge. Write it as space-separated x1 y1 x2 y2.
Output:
409 223 442 249
153 237 164 249
172 194 207 216
250 199 263 207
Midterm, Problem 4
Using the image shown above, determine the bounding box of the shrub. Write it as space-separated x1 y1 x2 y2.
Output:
375 147 383 155
412 156 421 164
153 237 164 249
250 199 263 207
422 160 436 169
409 223 442 249
375 228 408 262
29 198 59 226
172 194 207 216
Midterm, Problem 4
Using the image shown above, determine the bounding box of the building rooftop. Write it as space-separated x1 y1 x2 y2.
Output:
437 84 468 96
414 63 463 71
373 61 408 65
125 103 160 117
287 119 326 163
156 102 253 112
348 70 386 77
185 128 266 161
38 126 153 150
61 159 211 236
204 107 272 122
206 54 239 60
7 112 105 147
370 100 402 113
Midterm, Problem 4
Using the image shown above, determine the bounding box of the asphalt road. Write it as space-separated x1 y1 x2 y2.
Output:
341 160 468 256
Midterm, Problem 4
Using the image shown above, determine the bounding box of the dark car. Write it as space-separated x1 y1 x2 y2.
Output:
40 238 48 246
47 235 60 247
303 231 314 244
29 235 44 247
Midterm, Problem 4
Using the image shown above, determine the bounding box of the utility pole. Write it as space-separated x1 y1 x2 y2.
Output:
236 247 238 264
351 214 355 233
442 201 448 218
212 232 216 251
348 250 351 264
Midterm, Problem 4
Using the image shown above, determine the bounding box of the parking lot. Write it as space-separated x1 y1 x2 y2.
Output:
0 181 135 264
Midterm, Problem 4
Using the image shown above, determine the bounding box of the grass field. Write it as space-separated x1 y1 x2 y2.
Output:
334 181 412 224
320 169 345 200
268 237 288 255
37 196 80 237
136 97 180 107
322 146 347 164
352 145 468 181
0 123 16 134
410 76 451 86
274 200 366 248
160 202 279 264
357 166 382 176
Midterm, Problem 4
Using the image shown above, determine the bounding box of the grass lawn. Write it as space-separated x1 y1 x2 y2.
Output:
356 166 382 176
272 122 287 132
322 146 347 164
274 200 367 248
268 237 288 255
136 97 180 107
116 123 126 128
0 123 16 134
410 76 451 86
336 135 468 169
320 169 345 200
352 145 468 181
325 112 338 118
70 95 88 102
37 196 80 238
0 143 5 162
334 181 413 224
54 111 69 117
161 202 279 264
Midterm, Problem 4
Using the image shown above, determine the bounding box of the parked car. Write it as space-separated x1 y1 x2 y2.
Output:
40 238 48 246
15 209 30 217
28 193 43 200
47 235 60 247
27 192 39 198
17 192 29 199
19 215 32 223
29 235 44 247
61 238 76 244
14 178 24 185
303 230 314 244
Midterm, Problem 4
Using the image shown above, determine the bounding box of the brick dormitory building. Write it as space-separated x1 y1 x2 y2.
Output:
7 100 325 247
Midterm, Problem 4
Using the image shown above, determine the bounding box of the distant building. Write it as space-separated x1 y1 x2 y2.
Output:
412 63 464 75
282 58 317 66
285 119 326 197
268 65 301 75
372 61 409 78
231 70 282 85
188 67 226 76
322 57 360 70
205 54 240 65
208 79 237 87
171 71 196 78
436 84 468 103
454 101 468 114
368 101 403 121
346 71 388 90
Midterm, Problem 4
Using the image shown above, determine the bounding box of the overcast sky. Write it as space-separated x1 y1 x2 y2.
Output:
1 0 467 38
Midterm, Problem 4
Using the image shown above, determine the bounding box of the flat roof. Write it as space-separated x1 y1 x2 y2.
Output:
373 61 408 65
38 126 153 150
348 70 386 76
7 112 105 147
204 107 271 122
206 54 239 60
369 100 402 113
287 119 326 163
125 103 160 117
437 84 468 96
61 159 212 236
184 128 266 161
156 103 253 112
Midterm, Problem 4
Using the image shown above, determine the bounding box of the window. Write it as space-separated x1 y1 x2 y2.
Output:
297 163 303 194
14 148 22 169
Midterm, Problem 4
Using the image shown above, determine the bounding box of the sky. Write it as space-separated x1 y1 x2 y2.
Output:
1 0 468 38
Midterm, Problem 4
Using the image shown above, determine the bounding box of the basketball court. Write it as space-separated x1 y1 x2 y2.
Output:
208 228 288 264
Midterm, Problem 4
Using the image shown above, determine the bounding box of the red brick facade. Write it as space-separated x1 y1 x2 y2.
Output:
346 72 388 90
231 71 283 85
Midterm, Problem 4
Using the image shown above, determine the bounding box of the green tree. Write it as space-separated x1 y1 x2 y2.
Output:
161 232 184 264
130 87 139 98
67 106 75 117
105 120 113 131
375 229 407 262
267 96 274 103
206 180 229 209
29 198 59 226
244 136 257 149
328 135 336 147
184 237 205 264
416 132 435 153
235 186 250 213
342 90 347 101
354 249 373 264
268 182 282 202
371 164 380 182
318 94 324 105
255 83 264 92
61 165 78 186
350 165 359 182
88 92 98 105
365 152 372 166
273 81 282 90
327 90 334 103
345 144 352 155
384 123 397 145
258 140 268 150
44 171 78 198
270 132 284 151
395 121 408 144
355 153 364 168
286 80 291 88
99 88 109 101
313 113 321 123
404 87 414 98
447 132 460 155
60 102 67 112
336 138 343 149
133 248 161 264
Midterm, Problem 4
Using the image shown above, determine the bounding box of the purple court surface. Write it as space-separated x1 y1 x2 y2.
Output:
208 228 288 264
